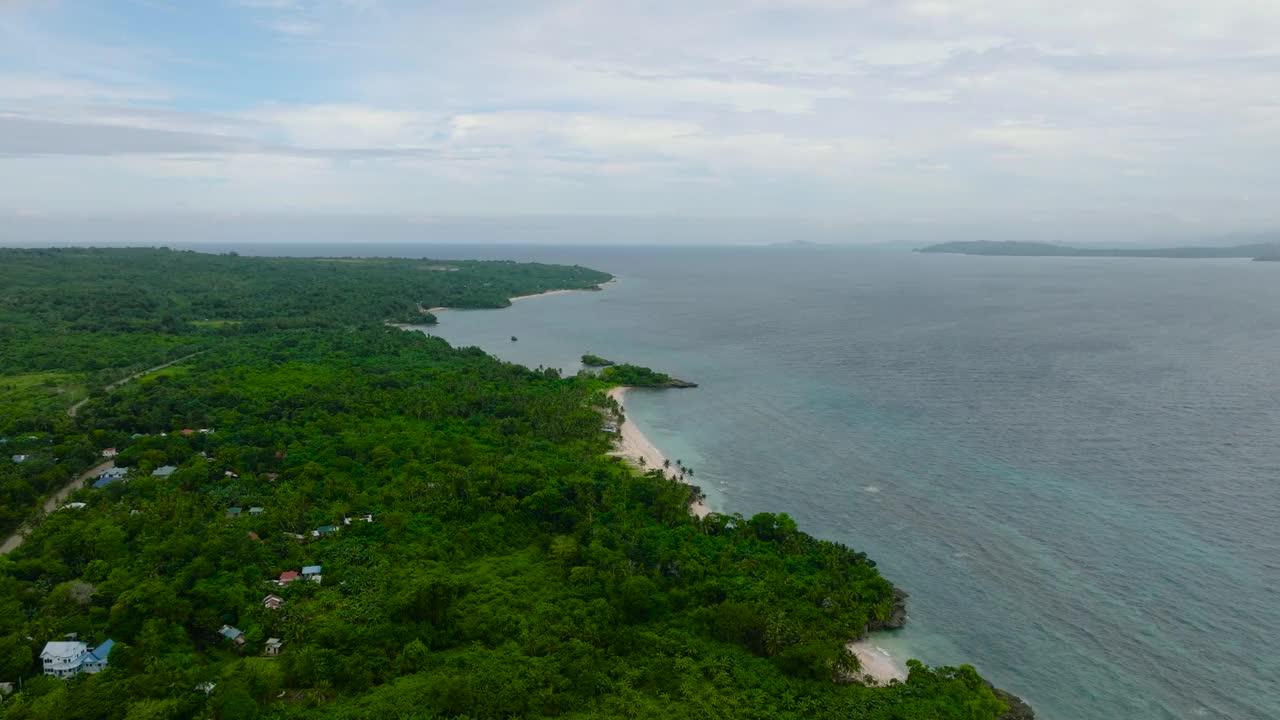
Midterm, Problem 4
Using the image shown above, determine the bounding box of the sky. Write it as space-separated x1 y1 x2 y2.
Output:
2 0 1279 243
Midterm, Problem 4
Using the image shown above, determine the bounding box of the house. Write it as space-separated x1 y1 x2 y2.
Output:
601 423 618 434
199 428 214 434
11 455 29 463
343 514 374 525
301 565 322 584
0 681 15 695
226 507 242 519
151 465 177 477
99 467 128 481
94 467 129 488
81 640 114 673
248 507 264 515
218 625 245 646
39 639 114 677
277 571 300 587
40 641 87 677
262 594 285 610
247 531 260 541
60 502 87 510
101 448 118 458
224 470 238 478
180 429 195 436
264 638 283 656
283 532 306 541
311 525 339 538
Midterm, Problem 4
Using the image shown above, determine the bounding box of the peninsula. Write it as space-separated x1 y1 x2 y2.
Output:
918 240 1280 259
0 247 1025 719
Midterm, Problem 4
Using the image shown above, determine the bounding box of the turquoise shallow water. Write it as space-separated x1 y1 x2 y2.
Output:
238 244 1280 719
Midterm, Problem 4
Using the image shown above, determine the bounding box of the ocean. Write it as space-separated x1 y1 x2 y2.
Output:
214 243 1280 719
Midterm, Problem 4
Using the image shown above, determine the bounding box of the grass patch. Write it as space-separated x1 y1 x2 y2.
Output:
0 371 87 431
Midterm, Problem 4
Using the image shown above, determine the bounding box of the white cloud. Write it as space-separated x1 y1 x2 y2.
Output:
1 0 1279 233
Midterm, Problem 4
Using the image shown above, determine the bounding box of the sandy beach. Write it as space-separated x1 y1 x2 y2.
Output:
607 387 710 518
509 287 596 302
420 286 601 316
846 639 908 685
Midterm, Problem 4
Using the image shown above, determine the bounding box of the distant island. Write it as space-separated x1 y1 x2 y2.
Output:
581 353 615 367
918 240 1280 259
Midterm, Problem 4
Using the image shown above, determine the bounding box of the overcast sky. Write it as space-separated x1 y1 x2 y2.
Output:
2 0 1279 243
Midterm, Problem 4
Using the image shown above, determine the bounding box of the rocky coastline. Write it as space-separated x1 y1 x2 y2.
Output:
854 587 1035 718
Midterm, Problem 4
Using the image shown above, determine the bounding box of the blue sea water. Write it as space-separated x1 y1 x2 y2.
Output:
233 244 1280 719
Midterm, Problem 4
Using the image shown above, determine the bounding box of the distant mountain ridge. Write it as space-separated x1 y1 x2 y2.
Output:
917 240 1280 259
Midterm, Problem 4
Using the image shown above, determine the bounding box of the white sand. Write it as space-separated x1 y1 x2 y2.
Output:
508 288 594 302
846 639 908 685
607 387 710 518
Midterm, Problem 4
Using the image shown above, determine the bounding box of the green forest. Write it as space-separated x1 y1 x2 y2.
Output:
0 248 1015 719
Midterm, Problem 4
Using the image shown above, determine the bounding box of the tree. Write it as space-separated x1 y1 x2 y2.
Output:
0 634 32 680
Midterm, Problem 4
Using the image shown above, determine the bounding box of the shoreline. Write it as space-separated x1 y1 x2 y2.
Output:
606 387 710 519
846 639 908 686
509 287 598 302
421 283 608 318
606 386 906 685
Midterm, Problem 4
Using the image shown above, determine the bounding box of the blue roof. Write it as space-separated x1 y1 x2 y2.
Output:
93 477 118 488
301 565 321 574
220 626 242 639
88 639 114 662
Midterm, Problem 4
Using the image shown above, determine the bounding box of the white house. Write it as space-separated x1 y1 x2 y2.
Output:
264 638 283 656
101 448 118 458
40 639 114 678
11 455 29 464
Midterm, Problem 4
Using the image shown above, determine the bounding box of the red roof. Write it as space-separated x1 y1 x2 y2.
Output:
279 571 300 583
180 429 195 436
248 531 260 541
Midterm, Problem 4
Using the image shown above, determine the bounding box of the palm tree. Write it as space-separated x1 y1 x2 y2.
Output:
638 457 647 468
663 459 671 469
686 467 694 477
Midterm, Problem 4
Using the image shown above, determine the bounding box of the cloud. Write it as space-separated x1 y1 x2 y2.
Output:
0 115 251 156
0 0 1278 234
